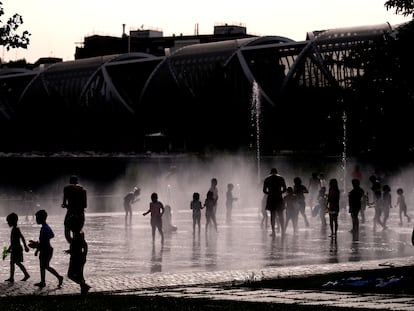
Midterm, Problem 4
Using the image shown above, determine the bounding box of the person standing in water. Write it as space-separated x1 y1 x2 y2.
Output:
348 178 365 241
209 178 219 217
62 175 87 244
327 178 340 239
396 188 411 226
225 183 238 224
5 212 30 282
143 193 165 244
263 168 287 237
293 176 309 228
204 190 218 233
123 187 140 226
190 192 203 235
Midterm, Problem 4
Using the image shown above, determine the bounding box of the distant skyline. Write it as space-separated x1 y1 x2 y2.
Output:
2 0 411 63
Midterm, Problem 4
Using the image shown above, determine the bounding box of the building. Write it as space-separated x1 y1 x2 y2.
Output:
75 24 255 59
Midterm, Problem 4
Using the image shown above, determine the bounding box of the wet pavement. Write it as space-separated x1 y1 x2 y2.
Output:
1 204 414 309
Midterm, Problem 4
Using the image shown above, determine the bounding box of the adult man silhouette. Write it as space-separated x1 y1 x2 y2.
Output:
263 168 287 236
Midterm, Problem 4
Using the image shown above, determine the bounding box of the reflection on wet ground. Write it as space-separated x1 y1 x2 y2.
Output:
1 206 413 280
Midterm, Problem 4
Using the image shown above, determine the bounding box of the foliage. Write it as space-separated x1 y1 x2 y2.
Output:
385 0 414 17
0 1 30 50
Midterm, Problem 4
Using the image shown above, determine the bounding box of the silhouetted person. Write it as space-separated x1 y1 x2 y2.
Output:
307 172 321 209
209 178 219 216
28 209 63 288
315 186 328 226
293 176 309 227
263 168 287 237
163 204 177 233
226 183 237 224
23 189 36 221
190 192 203 235
62 175 87 244
381 184 392 230
327 178 340 239
260 194 269 229
205 190 218 233
348 178 365 241
284 187 298 234
396 188 411 226
369 174 384 230
143 193 165 244
5 212 30 282
65 228 90 295
123 187 140 226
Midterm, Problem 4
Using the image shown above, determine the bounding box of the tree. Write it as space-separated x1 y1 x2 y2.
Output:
385 0 414 17
0 1 30 50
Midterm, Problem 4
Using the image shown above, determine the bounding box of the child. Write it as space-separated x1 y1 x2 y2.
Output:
381 185 392 229
205 190 218 233
225 183 238 224
316 187 328 226
327 178 340 239
260 194 269 229
190 192 203 235
284 187 298 234
28 209 63 288
209 178 219 216
65 229 90 295
143 193 165 243
396 188 411 226
162 205 178 233
293 177 309 227
348 179 365 241
5 212 30 282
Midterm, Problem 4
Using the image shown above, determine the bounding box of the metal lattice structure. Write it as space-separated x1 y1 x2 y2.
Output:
0 23 405 154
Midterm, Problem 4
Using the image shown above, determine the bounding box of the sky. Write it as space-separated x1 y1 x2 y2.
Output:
1 0 412 63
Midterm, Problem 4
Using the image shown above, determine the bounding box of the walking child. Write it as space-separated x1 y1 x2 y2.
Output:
190 192 203 235
143 193 165 243
28 209 63 288
396 188 411 226
5 212 30 282
65 229 90 295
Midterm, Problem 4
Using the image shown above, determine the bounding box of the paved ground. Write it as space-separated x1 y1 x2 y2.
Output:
1 204 414 310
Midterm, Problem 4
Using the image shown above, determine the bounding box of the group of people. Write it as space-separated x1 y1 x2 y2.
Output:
262 166 412 242
3 175 90 295
123 177 238 240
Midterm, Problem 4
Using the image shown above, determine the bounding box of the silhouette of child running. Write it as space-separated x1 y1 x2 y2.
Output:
5 212 30 282
28 209 63 288
143 193 165 244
